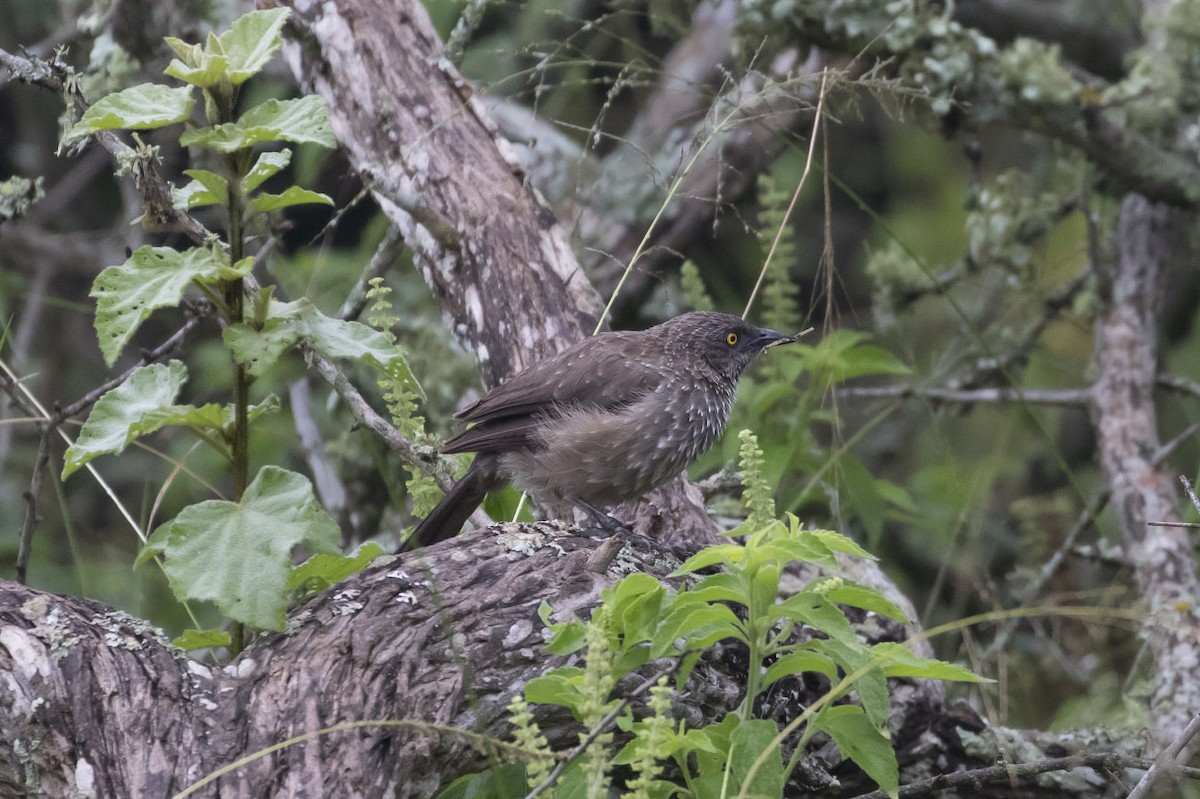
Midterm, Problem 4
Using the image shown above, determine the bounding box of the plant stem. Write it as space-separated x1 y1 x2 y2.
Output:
227 166 249 500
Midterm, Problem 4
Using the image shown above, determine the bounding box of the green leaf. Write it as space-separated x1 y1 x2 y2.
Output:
91 245 253 365
63 361 188 478
776 592 857 644
682 571 748 605
763 650 840 687
180 96 335 153
524 668 586 717
836 345 911 380
650 604 742 657
823 583 909 623
223 298 419 394
802 638 892 731
605 573 664 646
64 84 195 144
145 466 341 630
671 544 744 575
289 542 383 592
243 149 291 192
251 185 333 211
869 642 988 682
803 525 876 559
172 168 228 209
434 762 528 799
173 627 232 651
812 705 899 798
163 47 227 89
543 616 588 655
727 719 785 799
215 8 291 85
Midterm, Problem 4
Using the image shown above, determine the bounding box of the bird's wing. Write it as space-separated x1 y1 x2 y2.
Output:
449 332 665 452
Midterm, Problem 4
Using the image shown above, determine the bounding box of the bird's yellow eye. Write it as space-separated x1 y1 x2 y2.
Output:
726 331 738 346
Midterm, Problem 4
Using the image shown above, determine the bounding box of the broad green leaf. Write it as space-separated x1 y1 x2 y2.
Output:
671 544 743 575
64 84 195 143
251 185 333 211
223 298 419 394
173 627 232 651
803 638 892 731
180 96 335 152
803 525 876 559
145 466 341 630
812 705 899 798
163 49 227 88
759 536 837 568
727 719 785 799
776 593 857 644
762 650 839 687
214 8 290 84
543 616 588 655
823 583 909 622
650 604 742 657
91 245 253 365
172 168 228 209
869 642 988 682
835 344 912 380
681 572 747 605
524 668 586 716
63 361 188 478
243 149 291 192
289 542 383 592
605 572 664 645
434 762 528 799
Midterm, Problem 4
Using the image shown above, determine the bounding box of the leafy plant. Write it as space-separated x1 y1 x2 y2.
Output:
60 9 408 648
443 432 983 798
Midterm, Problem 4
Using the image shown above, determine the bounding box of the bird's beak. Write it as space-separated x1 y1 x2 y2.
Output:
757 328 798 349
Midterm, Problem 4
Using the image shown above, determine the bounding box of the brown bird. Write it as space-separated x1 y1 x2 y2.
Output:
401 311 796 550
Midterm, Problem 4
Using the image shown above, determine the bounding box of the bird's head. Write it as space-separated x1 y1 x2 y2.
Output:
664 311 797 382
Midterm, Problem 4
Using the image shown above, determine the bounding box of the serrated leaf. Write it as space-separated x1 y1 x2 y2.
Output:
63 361 189 478
145 466 341 630
524 668 585 711
172 168 228 209
251 185 333 211
824 583 909 622
91 245 253 365
812 705 899 798
215 8 290 84
64 84 195 143
777 593 857 644
288 542 382 592
243 149 291 192
180 96 335 153
650 604 742 657
869 642 988 682
173 627 232 651
605 572 664 646
803 526 876 559
762 651 839 687
728 719 785 799
671 544 744 575
164 52 228 88
543 617 588 655
223 298 419 395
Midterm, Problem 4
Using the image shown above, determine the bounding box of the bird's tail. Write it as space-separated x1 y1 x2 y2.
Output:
398 458 502 553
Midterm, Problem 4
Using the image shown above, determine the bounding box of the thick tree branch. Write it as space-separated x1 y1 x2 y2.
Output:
272 0 720 548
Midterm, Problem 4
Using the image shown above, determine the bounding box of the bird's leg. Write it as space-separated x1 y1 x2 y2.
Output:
570 497 629 535
570 497 662 552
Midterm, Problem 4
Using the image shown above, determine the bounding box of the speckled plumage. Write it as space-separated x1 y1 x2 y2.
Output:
401 311 794 550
